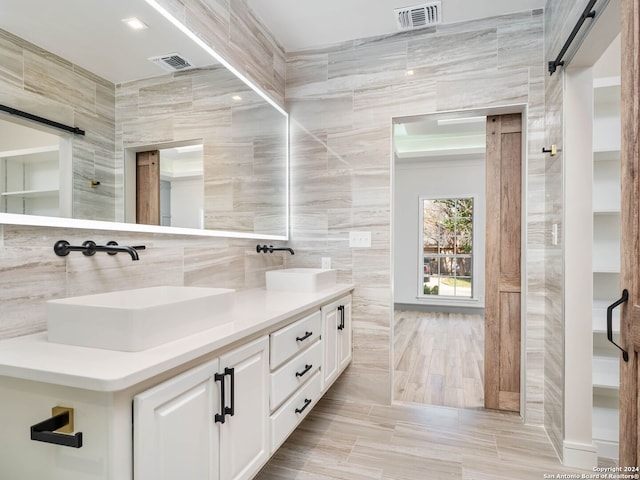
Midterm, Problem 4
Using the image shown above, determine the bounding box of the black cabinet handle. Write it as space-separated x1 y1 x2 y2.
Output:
607 289 629 362
214 372 226 423
337 305 345 330
215 368 235 422
30 411 82 448
295 398 312 414
296 331 312 342
224 367 235 417
295 364 313 378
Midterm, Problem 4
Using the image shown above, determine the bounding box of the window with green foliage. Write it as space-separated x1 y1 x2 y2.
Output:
419 197 473 298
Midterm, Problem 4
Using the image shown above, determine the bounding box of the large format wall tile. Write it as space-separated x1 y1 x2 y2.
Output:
286 11 547 417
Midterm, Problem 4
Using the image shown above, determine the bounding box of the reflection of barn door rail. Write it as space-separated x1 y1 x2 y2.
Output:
136 150 160 225
485 114 522 412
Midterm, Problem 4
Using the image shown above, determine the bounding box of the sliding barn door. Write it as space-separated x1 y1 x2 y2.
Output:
484 113 522 412
619 0 640 466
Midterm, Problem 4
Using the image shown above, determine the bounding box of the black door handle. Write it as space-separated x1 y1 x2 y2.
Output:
214 372 226 423
337 305 345 330
224 367 235 417
607 289 629 362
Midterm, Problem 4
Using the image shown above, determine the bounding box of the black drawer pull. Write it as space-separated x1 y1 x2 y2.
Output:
295 364 313 378
295 398 312 414
296 331 312 342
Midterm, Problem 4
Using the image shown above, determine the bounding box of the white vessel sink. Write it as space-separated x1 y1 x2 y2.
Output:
265 268 337 292
47 286 235 352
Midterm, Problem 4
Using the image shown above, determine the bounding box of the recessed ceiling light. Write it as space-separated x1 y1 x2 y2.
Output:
122 17 148 30
232 95 243 101
406 70 415 76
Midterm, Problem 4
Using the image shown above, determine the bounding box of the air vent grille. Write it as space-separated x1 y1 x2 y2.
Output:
149 53 192 72
395 2 441 31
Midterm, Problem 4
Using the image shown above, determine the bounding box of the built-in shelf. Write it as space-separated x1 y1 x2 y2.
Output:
592 354 620 389
592 71 621 460
593 150 620 162
593 394 620 459
593 300 619 334
593 75 621 89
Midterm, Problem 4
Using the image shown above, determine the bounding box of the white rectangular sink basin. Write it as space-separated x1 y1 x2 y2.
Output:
47 286 235 352
265 268 337 292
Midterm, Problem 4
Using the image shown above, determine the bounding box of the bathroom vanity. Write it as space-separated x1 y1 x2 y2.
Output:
0 284 353 480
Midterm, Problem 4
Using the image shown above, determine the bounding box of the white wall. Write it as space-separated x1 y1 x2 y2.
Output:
394 155 486 308
170 177 205 229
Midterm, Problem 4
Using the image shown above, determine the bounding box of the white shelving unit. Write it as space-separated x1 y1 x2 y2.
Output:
592 75 621 461
0 144 61 216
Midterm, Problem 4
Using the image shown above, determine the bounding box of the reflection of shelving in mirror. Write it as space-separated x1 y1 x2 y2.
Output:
0 118 68 217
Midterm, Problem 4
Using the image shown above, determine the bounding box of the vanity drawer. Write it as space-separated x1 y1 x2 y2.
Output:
270 339 322 410
270 310 321 369
270 370 321 452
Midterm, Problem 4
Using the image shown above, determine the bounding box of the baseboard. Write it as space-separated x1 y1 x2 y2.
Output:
394 303 485 315
562 440 598 469
593 438 618 463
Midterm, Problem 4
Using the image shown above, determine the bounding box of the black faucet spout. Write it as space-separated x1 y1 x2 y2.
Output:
97 242 140 261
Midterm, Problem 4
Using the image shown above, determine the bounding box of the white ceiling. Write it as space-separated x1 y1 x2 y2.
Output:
0 0 215 84
0 1 547 83
246 0 547 51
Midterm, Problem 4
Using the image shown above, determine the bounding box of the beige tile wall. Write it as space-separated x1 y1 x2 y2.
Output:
283 11 547 424
543 0 592 460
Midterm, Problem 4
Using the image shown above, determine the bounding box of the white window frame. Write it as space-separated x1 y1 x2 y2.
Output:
417 194 477 301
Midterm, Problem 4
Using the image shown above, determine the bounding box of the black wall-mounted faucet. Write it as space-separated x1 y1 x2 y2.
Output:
256 244 295 255
54 240 146 261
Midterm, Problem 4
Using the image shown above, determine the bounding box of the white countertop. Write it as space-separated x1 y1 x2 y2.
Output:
0 285 354 392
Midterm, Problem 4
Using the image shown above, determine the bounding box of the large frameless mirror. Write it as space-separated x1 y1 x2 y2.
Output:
0 0 288 239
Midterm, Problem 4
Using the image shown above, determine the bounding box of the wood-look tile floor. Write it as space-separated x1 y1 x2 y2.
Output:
393 310 484 408
255 397 596 479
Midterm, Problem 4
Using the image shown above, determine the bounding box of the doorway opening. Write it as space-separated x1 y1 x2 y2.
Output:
125 140 204 229
391 106 525 413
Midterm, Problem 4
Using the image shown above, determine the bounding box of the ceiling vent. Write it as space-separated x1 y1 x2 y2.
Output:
395 2 442 31
149 53 192 72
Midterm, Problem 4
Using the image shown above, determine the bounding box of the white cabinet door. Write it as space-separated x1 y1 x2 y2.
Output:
134 359 220 480
219 336 269 480
338 298 353 371
322 296 353 391
321 302 339 389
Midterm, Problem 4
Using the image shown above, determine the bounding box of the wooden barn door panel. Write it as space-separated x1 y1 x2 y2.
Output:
485 113 522 413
